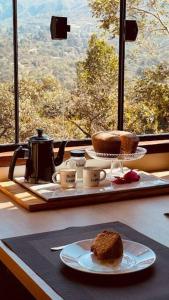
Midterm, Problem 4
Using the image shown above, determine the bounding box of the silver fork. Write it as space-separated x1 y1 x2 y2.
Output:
50 245 67 251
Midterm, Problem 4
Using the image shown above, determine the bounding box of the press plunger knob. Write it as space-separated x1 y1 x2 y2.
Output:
37 128 43 137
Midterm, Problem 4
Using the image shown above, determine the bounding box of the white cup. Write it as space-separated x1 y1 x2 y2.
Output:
83 167 106 187
52 169 76 188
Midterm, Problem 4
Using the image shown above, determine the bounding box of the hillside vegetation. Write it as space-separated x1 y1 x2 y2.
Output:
0 0 168 143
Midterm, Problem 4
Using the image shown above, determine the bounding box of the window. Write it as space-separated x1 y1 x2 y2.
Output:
0 0 169 151
124 1 169 134
0 0 15 144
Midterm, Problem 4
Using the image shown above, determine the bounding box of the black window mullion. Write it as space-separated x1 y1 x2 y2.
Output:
118 0 126 130
12 0 19 144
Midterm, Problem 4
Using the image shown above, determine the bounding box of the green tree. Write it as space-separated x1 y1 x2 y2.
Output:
89 0 169 71
89 0 169 36
0 82 14 143
67 34 118 137
0 76 71 143
89 0 169 134
125 64 169 133
19 76 71 141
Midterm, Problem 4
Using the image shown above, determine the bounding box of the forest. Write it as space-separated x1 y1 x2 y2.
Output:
0 0 168 143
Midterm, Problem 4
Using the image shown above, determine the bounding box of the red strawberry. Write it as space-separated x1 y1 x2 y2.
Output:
123 170 140 183
112 177 126 184
112 170 140 184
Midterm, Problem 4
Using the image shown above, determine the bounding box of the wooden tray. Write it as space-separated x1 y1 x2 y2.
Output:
0 171 169 212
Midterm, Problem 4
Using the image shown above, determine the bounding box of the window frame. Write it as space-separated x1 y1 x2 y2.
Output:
0 0 168 153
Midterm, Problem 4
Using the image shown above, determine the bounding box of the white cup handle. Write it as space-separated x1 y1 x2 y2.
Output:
100 170 106 181
52 172 59 184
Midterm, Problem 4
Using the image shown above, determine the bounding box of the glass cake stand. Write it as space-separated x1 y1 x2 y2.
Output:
86 147 147 179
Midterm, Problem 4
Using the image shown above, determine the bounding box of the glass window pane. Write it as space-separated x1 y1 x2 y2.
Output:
18 0 119 142
0 1 15 144
124 1 169 134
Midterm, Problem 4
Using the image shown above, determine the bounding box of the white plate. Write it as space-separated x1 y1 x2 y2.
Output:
60 239 156 275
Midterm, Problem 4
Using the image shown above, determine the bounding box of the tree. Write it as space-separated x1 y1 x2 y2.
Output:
0 76 71 143
67 34 118 137
89 0 169 134
89 1 169 70
0 82 14 143
0 79 46 143
125 64 169 133
89 0 169 36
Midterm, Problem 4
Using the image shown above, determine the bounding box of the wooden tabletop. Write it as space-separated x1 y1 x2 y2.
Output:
0 171 169 300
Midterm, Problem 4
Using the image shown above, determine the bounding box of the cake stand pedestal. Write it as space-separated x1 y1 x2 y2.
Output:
86 147 147 179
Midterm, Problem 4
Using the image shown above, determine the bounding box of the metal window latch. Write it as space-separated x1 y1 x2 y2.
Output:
50 16 71 40
125 20 138 42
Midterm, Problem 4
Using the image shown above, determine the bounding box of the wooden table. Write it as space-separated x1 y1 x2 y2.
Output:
0 171 169 300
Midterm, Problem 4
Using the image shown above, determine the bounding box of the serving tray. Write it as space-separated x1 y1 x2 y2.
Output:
0 171 169 212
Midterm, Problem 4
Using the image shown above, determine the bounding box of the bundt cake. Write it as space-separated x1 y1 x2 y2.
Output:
92 130 139 154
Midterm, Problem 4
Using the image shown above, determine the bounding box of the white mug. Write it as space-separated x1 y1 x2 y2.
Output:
83 167 106 187
52 169 76 188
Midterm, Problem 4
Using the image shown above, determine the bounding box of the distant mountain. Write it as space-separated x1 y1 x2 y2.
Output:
0 0 98 87
0 0 90 22
0 0 168 87
23 0 89 15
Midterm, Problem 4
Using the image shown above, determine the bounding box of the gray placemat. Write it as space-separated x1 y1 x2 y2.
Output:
2 222 169 300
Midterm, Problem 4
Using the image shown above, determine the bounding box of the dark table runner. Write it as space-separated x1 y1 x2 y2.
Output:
2 222 169 300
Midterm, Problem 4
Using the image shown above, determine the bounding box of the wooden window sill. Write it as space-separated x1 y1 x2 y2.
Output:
0 146 85 168
0 141 169 168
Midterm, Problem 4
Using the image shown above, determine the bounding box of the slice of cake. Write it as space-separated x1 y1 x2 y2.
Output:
91 231 123 260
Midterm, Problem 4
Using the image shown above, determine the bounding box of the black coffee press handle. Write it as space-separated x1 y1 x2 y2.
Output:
8 146 28 180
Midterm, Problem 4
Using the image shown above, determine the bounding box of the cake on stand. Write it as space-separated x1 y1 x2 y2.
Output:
86 147 147 179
